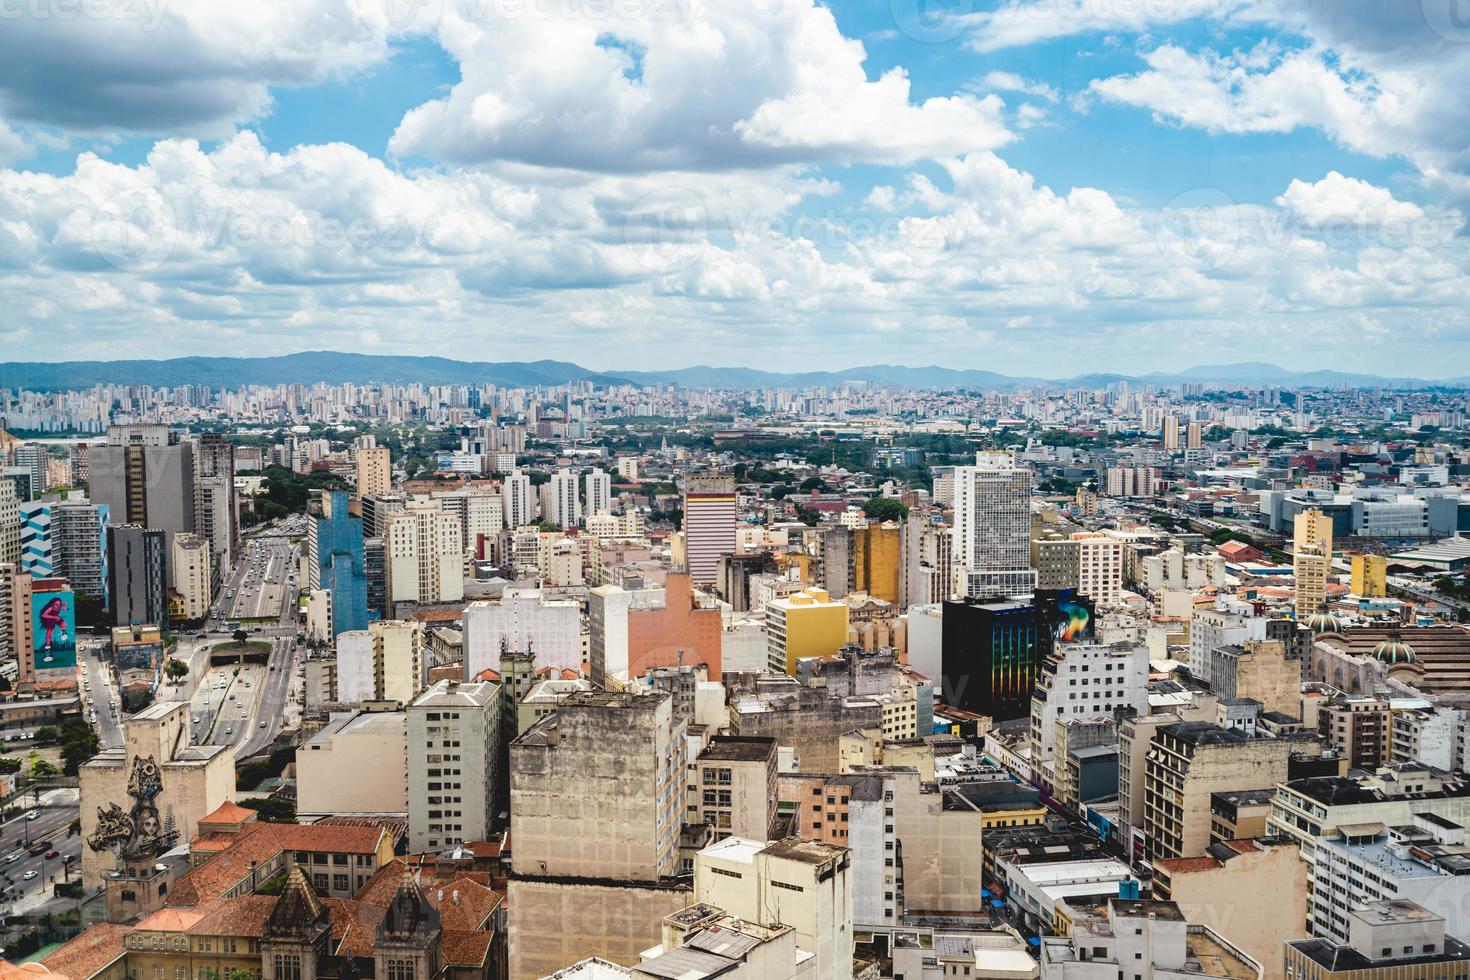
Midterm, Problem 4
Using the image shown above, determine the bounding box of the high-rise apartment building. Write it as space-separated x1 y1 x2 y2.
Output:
683 472 737 585
1352 553 1387 598
107 524 168 626
355 445 392 497
463 587 581 675
406 679 501 852
385 502 463 610
336 619 426 703
12 444 47 497
1143 721 1294 860
1186 421 1203 449
1294 508 1334 619
583 467 611 522
1163 415 1181 450
547 469 580 529
169 532 211 621
502 470 534 528
953 453 1036 598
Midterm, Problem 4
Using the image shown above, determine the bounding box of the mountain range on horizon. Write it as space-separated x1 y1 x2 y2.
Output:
0 351 1465 392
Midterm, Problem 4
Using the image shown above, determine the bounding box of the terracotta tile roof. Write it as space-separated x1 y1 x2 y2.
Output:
187 896 279 938
326 899 386 959
266 823 387 854
423 877 500 931
201 802 259 826
440 930 492 968
41 923 132 980
0 963 60 980
472 668 500 682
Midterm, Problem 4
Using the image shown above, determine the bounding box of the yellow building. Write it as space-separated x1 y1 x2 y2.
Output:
1351 553 1387 598
853 523 901 604
766 588 849 674
1294 508 1335 619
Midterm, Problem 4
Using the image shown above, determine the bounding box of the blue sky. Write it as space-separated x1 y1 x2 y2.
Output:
0 0 1467 378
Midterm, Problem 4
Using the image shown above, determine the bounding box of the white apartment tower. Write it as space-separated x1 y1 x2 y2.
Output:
385 503 464 609
583 467 611 523
952 453 1036 598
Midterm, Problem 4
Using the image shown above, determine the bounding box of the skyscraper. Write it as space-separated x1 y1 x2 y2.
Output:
682 471 736 585
952 453 1036 598
307 490 370 637
193 433 238 586
90 424 195 546
107 524 168 627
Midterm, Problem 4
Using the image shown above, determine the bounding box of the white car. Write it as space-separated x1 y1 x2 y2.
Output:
22 870 36 881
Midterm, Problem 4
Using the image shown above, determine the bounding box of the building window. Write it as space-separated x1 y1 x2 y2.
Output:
387 960 415 980
277 954 302 980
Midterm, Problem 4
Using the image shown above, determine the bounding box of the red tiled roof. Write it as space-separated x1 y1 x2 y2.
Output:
41 923 132 980
441 931 492 967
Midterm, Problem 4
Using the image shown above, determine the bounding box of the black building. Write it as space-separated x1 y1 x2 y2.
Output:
940 589 1095 722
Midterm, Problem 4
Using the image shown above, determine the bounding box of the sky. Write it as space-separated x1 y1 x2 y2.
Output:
2 0 1470 378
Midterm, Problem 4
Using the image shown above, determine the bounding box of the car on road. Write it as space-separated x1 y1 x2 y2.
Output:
225 727 233 735
45 850 58 859
259 721 267 728
24 811 38 821
3 854 17 864
22 871 37 880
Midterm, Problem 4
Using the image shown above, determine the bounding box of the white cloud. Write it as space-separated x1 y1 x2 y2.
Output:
1276 172 1425 226
980 70 1059 103
389 0 1013 171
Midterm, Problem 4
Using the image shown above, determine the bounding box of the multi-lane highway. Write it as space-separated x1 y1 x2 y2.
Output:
0 788 82 916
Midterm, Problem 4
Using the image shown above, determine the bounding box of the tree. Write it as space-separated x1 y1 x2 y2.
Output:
60 720 100 776
0 758 20 775
122 689 154 713
239 796 296 824
29 758 59 778
862 497 909 522
800 477 828 492
232 629 250 646
164 658 189 681
31 726 59 746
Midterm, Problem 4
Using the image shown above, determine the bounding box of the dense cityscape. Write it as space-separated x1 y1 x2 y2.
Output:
0 360 1466 978
5 0 1470 976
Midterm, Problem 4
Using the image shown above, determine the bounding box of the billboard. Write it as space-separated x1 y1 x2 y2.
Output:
33 589 77 673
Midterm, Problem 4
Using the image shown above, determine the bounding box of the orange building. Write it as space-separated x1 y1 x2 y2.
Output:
626 572 723 677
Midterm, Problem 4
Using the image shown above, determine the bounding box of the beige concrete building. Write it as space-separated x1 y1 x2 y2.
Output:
294 708 408 818
385 502 463 610
1293 509 1334 619
335 619 426 704
691 736 778 843
79 700 236 888
169 532 211 622
1153 836 1308 980
406 679 501 853
356 446 392 498
1143 722 1295 860
507 691 691 976
695 836 853 980
1208 639 1302 719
